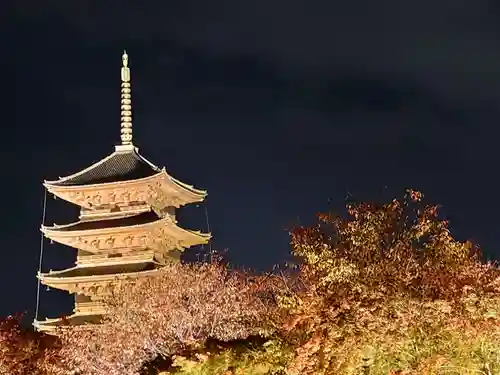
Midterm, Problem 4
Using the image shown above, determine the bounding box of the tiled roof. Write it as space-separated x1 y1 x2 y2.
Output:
45 147 161 186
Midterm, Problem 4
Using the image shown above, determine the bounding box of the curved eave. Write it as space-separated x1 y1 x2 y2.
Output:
33 319 58 333
41 214 173 237
41 216 211 251
38 258 160 278
168 173 208 198
33 312 103 333
38 266 163 288
179 229 212 247
44 170 207 207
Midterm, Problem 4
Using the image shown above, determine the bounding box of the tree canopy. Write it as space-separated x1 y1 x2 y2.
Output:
2 190 500 374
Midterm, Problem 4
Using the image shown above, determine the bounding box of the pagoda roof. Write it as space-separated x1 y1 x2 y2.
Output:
37 260 163 294
42 210 211 253
47 210 160 232
39 259 158 279
33 313 104 334
44 145 162 187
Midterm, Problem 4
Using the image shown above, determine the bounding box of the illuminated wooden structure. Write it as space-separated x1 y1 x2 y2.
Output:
34 52 210 333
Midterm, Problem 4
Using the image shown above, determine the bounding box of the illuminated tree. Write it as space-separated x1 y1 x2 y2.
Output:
0 314 62 375
57 258 280 375
282 189 500 374
39 190 500 375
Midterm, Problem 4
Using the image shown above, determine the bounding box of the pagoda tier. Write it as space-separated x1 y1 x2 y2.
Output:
37 259 163 296
44 145 207 211
41 210 211 253
34 313 104 334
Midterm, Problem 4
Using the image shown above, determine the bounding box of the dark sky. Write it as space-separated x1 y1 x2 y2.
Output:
2 1 500 320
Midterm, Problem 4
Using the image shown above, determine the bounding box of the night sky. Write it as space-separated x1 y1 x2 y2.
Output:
3 1 500 321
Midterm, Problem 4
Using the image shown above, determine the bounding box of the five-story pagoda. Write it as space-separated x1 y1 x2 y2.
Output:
33 51 211 333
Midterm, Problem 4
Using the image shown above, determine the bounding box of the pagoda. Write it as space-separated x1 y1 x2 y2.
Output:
33 52 211 333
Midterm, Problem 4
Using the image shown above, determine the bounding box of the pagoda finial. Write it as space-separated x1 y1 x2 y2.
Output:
120 50 133 145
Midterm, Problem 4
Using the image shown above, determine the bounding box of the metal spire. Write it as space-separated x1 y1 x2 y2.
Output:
120 50 133 145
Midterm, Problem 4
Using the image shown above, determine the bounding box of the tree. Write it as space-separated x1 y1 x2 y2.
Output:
282 189 500 374
42 190 500 375
57 258 281 375
0 314 62 375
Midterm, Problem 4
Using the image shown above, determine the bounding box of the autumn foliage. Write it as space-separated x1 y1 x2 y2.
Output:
55 257 282 375
2 190 500 374
0 314 62 375
282 189 500 374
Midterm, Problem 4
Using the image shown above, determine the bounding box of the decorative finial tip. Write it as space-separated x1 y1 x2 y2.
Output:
122 50 129 67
